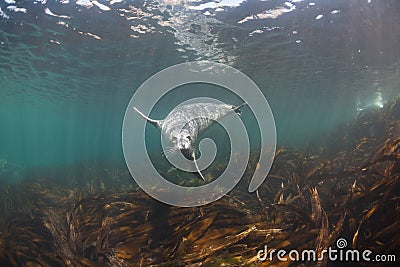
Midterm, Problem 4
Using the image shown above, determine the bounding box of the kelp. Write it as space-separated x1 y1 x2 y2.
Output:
0 99 399 266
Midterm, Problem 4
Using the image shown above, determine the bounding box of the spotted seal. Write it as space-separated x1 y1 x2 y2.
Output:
133 102 246 180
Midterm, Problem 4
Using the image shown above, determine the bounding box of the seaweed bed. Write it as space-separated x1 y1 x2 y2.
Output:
0 99 399 266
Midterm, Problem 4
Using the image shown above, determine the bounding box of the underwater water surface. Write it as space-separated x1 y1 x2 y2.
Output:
0 0 400 266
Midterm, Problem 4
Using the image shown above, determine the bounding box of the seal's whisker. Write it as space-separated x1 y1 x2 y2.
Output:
163 150 177 156
162 146 175 152
161 150 172 156
161 147 178 156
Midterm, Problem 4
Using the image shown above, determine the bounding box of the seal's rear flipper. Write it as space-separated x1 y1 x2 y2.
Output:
133 107 163 128
232 102 247 115
192 151 205 181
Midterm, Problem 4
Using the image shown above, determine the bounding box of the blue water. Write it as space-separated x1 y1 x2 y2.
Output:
0 0 399 169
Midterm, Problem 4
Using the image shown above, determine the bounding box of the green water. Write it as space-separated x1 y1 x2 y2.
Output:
0 0 399 171
0 97 123 167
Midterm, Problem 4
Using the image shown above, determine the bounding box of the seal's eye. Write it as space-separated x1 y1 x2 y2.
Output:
186 136 191 141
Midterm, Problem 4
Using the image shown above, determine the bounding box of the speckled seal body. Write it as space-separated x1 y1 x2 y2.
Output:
133 102 246 179
162 103 242 157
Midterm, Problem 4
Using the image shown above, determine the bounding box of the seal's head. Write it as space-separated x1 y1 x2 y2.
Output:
174 129 194 159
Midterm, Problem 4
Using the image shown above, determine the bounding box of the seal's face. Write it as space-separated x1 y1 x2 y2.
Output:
173 129 194 159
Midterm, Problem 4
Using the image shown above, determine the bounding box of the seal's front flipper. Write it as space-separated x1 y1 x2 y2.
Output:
133 107 163 128
192 151 205 181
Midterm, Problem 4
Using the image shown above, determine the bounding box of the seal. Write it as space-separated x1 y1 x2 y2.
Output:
133 102 246 180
